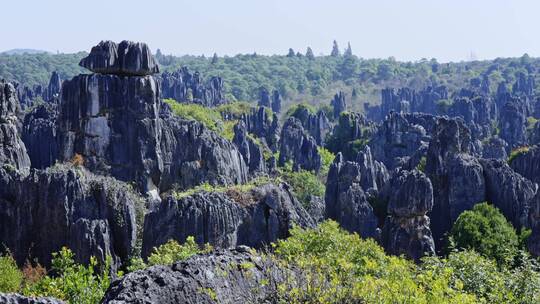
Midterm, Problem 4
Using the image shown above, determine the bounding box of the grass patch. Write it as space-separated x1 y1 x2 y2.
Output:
507 146 530 164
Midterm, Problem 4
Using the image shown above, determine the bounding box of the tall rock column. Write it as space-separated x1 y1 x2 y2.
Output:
380 169 435 261
0 80 31 171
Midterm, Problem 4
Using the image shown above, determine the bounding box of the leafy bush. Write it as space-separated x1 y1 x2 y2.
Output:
24 247 110 304
448 202 519 266
216 101 254 118
317 147 335 176
507 146 530 164
128 237 212 272
164 99 223 132
273 221 477 303
280 167 325 208
0 254 23 293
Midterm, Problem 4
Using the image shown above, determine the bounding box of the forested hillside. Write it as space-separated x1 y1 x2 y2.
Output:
2 43 539 112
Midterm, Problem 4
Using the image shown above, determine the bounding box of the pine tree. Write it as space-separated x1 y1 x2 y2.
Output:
211 53 218 64
306 47 315 60
344 42 353 57
331 40 340 57
287 48 295 57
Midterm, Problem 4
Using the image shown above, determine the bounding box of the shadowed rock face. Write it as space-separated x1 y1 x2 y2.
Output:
324 153 379 238
330 91 346 118
0 80 31 171
0 165 142 272
58 62 247 194
233 120 266 175
0 293 65 304
22 103 59 169
279 117 321 172
79 40 159 76
380 169 435 262
480 158 535 228
141 183 314 257
510 145 540 184
101 248 298 304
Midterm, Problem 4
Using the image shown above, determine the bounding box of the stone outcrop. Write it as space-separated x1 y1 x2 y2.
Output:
21 103 59 169
370 112 431 169
258 87 270 107
0 80 30 171
327 111 376 160
43 71 62 102
0 165 141 271
482 137 508 160
232 121 266 175
101 248 297 304
480 158 535 228
289 106 330 146
324 153 379 238
425 117 484 245
330 91 346 118
79 40 159 76
240 106 279 151
161 67 226 107
142 183 314 257
0 294 65 304
509 145 540 184
57 41 247 194
380 169 435 261
499 99 528 150
279 117 321 172
271 90 281 113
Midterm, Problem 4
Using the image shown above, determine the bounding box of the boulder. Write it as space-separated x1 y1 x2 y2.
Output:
79 40 159 76
101 248 297 304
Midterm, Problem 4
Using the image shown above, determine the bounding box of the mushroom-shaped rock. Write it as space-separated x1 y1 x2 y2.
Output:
79 40 159 76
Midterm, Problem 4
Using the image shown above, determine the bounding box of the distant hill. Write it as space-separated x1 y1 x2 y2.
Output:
1 48 51 55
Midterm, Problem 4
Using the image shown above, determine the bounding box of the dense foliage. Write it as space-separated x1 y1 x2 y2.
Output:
274 220 540 304
448 202 519 266
0 254 23 293
3 50 539 113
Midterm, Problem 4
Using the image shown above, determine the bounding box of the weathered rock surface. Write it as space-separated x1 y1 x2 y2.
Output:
79 40 159 76
240 107 279 151
482 137 508 160
101 248 296 304
161 67 226 107
0 293 65 304
499 99 528 150
509 145 540 184
425 117 484 245
279 117 321 172
0 165 141 271
21 103 59 169
289 106 330 146
0 80 30 171
330 91 346 118
271 90 281 113
480 158 535 228
232 121 266 175
142 183 314 257
59 72 246 194
370 112 431 169
380 169 435 261
324 153 378 238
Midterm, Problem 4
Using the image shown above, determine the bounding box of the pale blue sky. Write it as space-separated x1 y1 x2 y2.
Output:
1 0 538 62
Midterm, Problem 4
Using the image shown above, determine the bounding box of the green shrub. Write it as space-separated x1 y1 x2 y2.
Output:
273 221 477 304
24 247 110 304
449 202 519 266
0 254 23 293
317 147 335 176
507 146 530 164
280 168 325 208
416 156 426 173
128 237 212 272
164 98 223 132
286 102 316 118
216 101 254 118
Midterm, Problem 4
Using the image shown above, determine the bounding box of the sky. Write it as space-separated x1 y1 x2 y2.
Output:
1 0 539 62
